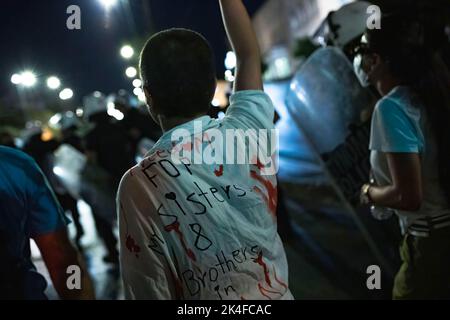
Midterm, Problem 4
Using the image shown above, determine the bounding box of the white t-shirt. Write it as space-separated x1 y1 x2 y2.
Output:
117 90 293 300
369 86 450 235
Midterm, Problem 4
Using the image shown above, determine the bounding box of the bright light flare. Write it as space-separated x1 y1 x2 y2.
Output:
225 70 235 82
49 113 62 126
132 79 142 88
59 88 74 100
225 51 237 70
47 76 61 90
125 67 137 78
99 0 117 9
107 101 124 121
11 74 22 85
120 45 135 59
21 71 37 87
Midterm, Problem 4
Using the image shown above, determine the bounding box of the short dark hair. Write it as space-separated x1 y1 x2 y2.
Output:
140 28 216 118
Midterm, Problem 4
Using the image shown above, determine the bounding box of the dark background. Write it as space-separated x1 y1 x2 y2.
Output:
0 0 265 104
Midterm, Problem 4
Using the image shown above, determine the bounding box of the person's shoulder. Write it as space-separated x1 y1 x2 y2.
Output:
117 153 162 194
375 93 405 116
0 146 37 168
118 164 142 192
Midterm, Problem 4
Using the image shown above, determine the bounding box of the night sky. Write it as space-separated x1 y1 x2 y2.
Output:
0 0 265 105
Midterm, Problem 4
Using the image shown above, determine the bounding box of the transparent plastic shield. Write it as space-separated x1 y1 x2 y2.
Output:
282 47 397 290
53 144 86 198
286 47 374 154
264 81 325 185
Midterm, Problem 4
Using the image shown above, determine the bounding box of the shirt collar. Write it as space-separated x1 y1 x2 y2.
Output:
151 115 214 151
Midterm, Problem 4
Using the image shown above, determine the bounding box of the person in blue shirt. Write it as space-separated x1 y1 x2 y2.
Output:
354 15 450 299
0 146 94 299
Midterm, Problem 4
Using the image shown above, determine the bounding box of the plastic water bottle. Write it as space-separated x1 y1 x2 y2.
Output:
370 205 395 220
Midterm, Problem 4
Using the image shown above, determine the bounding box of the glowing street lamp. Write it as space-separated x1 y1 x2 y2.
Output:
125 66 137 78
21 71 37 87
132 79 142 88
59 88 74 100
11 74 22 85
47 76 61 90
120 45 135 59
99 0 118 10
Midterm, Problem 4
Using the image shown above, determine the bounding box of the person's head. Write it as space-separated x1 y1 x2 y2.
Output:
140 28 217 126
354 14 450 202
353 15 429 94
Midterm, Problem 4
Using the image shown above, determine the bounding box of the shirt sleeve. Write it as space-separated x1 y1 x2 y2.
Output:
117 171 176 300
28 158 69 238
225 90 275 130
369 97 423 153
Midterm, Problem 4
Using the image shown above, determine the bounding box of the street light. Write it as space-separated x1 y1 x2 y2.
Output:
59 88 74 100
99 0 118 10
11 74 22 85
47 76 61 90
133 87 143 96
132 79 142 88
125 66 137 78
21 71 37 87
120 45 135 59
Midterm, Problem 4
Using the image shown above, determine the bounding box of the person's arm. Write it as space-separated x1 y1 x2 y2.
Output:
34 230 95 300
28 157 95 299
367 153 423 211
219 0 263 91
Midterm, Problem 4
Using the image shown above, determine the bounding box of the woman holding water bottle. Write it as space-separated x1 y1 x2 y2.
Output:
354 14 450 299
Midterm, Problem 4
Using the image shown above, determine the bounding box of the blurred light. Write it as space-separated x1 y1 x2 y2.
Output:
225 70 235 82
107 107 124 121
59 88 74 100
225 51 237 70
107 101 115 110
76 108 84 117
53 166 64 176
133 87 143 96
120 45 135 59
211 99 220 107
126 66 137 78
107 101 124 121
218 111 226 120
46 76 61 90
49 113 62 126
11 74 22 85
65 111 74 118
99 0 117 9
21 71 37 87
132 79 142 88
93 91 102 98
138 93 146 103
41 127 54 142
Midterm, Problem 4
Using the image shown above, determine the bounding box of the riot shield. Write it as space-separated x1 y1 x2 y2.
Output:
53 144 86 198
281 47 398 297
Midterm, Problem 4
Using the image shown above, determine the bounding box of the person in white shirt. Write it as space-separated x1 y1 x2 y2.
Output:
117 0 293 300
354 15 450 299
